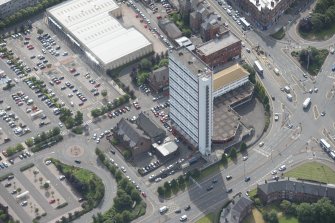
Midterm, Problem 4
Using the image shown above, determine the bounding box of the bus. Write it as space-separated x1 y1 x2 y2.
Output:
302 98 311 109
320 138 331 152
240 17 250 30
254 60 263 75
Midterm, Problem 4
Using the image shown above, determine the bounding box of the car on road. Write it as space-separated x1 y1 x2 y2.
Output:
212 178 218 184
242 156 248 161
226 188 233 193
206 185 214 191
259 142 264 147
20 201 28 206
279 165 286 171
59 175 66 180
121 166 126 173
49 199 56 204
184 205 191 211
141 192 147 198
45 160 51 165
180 215 187 222
271 170 277 175
226 175 232 180
74 160 81 164
274 113 279 121
321 111 326 116
245 176 251 182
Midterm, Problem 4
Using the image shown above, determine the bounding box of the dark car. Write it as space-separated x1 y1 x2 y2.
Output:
226 188 233 193
212 178 218 184
74 160 81 164
110 149 116 154
245 176 251 182
226 175 232 180
206 185 214 191
184 205 191 211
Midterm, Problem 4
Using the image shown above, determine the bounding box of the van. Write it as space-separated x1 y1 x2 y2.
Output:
227 9 232 15
159 206 168 214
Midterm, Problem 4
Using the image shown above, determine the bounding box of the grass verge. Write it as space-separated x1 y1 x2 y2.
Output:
284 161 335 184
196 213 215 223
270 27 285 40
299 22 335 41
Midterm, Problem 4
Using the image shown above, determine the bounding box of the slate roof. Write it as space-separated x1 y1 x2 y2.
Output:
116 118 149 147
150 66 169 83
230 196 253 221
136 112 166 140
258 178 335 199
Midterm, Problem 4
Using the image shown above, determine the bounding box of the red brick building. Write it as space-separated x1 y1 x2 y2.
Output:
195 31 241 68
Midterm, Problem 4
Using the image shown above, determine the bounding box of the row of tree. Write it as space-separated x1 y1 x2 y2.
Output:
0 0 67 30
5 143 24 157
59 108 83 129
25 127 60 147
91 94 130 118
94 148 146 223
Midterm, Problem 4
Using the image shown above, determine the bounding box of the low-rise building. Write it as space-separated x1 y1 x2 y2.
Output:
114 118 151 156
148 66 169 93
0 0 40 19
220 194 253 223
257 178 335 204
212 64 249 98
136 112 166 142
158 19 182 40
196 31 241 69
175 36 195 51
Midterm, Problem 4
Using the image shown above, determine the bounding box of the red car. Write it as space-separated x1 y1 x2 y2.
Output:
95 83 101 88
69 68 76 73
141 192 147 198
49 199 55 204
108 113 113 118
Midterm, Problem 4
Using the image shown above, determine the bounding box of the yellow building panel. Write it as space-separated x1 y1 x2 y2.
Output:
213 64 249 91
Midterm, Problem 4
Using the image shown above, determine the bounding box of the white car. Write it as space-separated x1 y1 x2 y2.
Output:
271 170 277 175
180 215 187 222
121 166 126 173
279 165 286 171
274 113 279 121
59 122 63 128
45 160 51 165
59 175 66 180
259 142 264 147
242 156 248 161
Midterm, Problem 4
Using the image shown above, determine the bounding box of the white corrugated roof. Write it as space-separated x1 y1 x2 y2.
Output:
47 0 152 66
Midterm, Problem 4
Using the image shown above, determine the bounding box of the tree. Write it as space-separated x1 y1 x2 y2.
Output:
123 150 132 160
122 210 131 223
74 111 83 126
230 147 237 160
37 28 44 34
113 190 132 211
280 200 292 214
52 127 61 136
311 13 325 31
25 138 34 147
43 182 49 189
115 170 123 182
191 168 201 178
178 176 185 190
296 203 314 223
299 18 313 33
39 177 43 185
240 142 247 153
101 89 107 97
131 190 141 202
268 210 279 223
221 153 228 165
139 58 152 71
157 186 165 196
170 179 178 191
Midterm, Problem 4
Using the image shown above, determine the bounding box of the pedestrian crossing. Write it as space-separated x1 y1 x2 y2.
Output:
83 119 93 125
253 128 292 158
60 130 67 136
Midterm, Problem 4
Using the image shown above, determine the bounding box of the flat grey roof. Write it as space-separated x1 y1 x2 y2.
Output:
171 47 211 77
197 33 240 56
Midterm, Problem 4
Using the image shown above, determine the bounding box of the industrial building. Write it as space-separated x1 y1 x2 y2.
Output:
0 0 40 19
46 0 153 73
169 47 213 156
